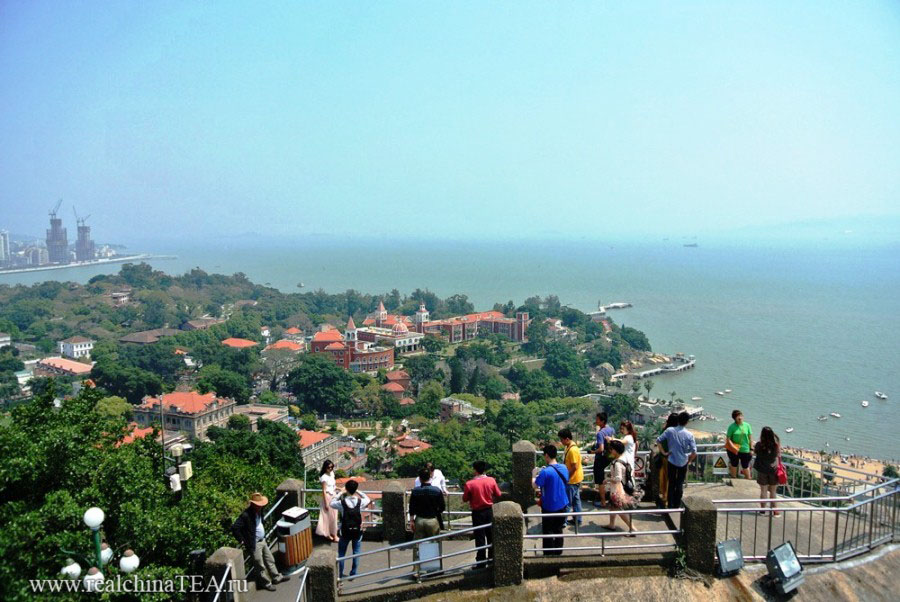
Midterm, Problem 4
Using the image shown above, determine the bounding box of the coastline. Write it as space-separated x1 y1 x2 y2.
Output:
0 254 176 275
687 426 893 478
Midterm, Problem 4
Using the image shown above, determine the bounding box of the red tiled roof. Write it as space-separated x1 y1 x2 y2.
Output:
285 327 303 335
265 339 302 352
38 357 94 375
222 337 258 348
61 335 93 344
312 330 343 343
385 370 410 381
394 438 431 456
399 397 416 406
362 318 376 326
346 316 356 330
382 382 404 392
119 423 155 446
324 342 346 351
298 430 332 448
140 391 221 414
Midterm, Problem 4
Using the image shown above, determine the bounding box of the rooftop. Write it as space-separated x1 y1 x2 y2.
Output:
312 330 343 343
37 357 94 375
221 337 258 348
382 382 405 392
139 391 225 414
60 335 93 344
298 429 333 449
119 328 180 344
264 339 303 352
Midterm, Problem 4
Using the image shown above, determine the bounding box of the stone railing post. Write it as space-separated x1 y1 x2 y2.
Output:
203 547 247 602
491 501 524 587
307 547 337 602
382 481 408 543
681 495 717 574
511 440 536 510
276 478 303 510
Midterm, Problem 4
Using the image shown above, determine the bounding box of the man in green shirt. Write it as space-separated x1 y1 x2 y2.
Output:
726 410 754 479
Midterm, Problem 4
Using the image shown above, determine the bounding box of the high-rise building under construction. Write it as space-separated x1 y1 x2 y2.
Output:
46 200 69 264
75 219 94 261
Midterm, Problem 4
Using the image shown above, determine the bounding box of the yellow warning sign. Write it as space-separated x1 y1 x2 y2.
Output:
714 457 727 469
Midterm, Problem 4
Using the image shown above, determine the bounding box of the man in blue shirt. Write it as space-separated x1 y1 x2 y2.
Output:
533 444 569 556
656 412 698 508
591 412 617 508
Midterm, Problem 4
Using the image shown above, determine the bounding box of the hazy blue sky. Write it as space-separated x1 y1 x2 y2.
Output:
1 1 898 244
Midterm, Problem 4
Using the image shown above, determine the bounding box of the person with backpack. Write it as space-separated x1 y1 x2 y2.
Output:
601 440 641 534
533 444 569 556
330 479 371 578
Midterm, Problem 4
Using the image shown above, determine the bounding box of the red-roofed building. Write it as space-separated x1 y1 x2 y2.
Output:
263 339 304 353
310 317 394 373
363 302 530 344
118 423 156 446
133 392 236 440
35 357 94 377
385 370 411 390
222 337 258 349
399 397 416 406
393 436 432 457
297 430 338 468
381 382 405 399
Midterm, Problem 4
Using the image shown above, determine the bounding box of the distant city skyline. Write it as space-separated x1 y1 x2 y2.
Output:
1 2 898 244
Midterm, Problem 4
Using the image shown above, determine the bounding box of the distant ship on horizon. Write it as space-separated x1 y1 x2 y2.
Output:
683 243 698 248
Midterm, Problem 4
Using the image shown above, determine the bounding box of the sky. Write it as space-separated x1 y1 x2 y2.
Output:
1 1 899 245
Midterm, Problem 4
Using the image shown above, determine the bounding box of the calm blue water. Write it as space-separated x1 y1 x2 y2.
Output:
3 239 898 461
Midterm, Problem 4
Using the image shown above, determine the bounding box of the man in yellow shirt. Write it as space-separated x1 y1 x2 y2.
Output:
558 428 584 527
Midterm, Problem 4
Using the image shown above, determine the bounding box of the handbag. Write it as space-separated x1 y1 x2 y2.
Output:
776 458 788 485
724 437 740 455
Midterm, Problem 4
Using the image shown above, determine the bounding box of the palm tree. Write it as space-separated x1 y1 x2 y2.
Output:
643 379 654 400
631 381 641 396
670 390 677 403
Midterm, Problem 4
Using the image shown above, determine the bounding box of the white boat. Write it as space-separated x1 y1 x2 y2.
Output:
830 412 842 418
716 391 725 396
875 391 887 400
861 400 869 408
785 427 794 433
817 415 828 421
691 396 702 401
724 389 732 393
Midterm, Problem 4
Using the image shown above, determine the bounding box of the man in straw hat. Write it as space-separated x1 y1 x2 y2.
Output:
231 492 289 591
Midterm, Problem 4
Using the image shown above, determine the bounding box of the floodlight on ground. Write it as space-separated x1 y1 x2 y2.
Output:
716 538 744 576
765 541 804 595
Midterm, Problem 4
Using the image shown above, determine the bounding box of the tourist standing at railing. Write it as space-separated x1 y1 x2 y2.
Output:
462 460 502 564
414 461 450 494
753 426 782 517
726 410 754 480
655 412 697 508
611 420 638 470
590 412 617 508
657 413 680 507
602 440 641 534
315 460 340 543
409 468 446 538
558 428 584 527
330 479 371 578
230 492 289 592
533 444 569 556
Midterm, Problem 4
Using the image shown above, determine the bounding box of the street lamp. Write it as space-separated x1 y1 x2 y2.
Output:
60 558 81 580
83 567 104 592
61 506 140 589
83 507 104 569
119 549 140 574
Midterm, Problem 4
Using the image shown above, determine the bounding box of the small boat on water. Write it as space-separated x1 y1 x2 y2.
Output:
716 391 725 396
861 400 869 408
830 412 842 418
691 396 702 401
724 389 732 394
817 415 828 421
785 427 794 433
875 391 887 400
845 437 851 441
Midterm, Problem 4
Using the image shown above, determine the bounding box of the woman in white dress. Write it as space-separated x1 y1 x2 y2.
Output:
612 420 638 470
315 460 339 542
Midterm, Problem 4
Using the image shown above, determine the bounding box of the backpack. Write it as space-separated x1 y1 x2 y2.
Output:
340 496 362 540
618 460 635 496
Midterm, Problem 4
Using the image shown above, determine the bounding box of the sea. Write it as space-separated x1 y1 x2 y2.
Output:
3 238 898 462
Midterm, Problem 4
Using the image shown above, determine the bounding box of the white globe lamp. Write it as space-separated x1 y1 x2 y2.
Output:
83 507 105 530
99 542 113 565
119 549 140 574
60 558 81 580
83 567 104 592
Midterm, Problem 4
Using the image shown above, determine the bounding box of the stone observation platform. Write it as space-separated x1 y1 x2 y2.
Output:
204 441 899 602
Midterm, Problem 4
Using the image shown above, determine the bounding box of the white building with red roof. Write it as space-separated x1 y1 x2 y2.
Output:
133 391 236 440
297 429 339 468
35 356 94 378
58 335 94 359
309 317 394 373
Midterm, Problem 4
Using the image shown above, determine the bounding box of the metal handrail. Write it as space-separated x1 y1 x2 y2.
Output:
524 528 681 539
293 566 309 602
209 561 232 602
524 508 684 518
337 523 492 562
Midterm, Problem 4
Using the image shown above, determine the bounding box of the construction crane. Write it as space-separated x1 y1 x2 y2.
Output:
49 198 62 218
73 206 91 226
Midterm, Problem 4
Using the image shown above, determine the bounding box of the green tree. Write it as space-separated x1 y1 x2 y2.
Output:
884 464 899 479
643 379 654 400
286 354 355 415
417 380 445 418
227 413 252 431
366 447 385 474
448 357 466 394
95 395 132 419
620 326 652 351
197 365 251 404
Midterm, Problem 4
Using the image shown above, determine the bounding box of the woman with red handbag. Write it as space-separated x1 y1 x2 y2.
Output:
753 427 782 516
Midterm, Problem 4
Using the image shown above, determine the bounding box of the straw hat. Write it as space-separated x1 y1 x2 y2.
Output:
249 492 268 507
